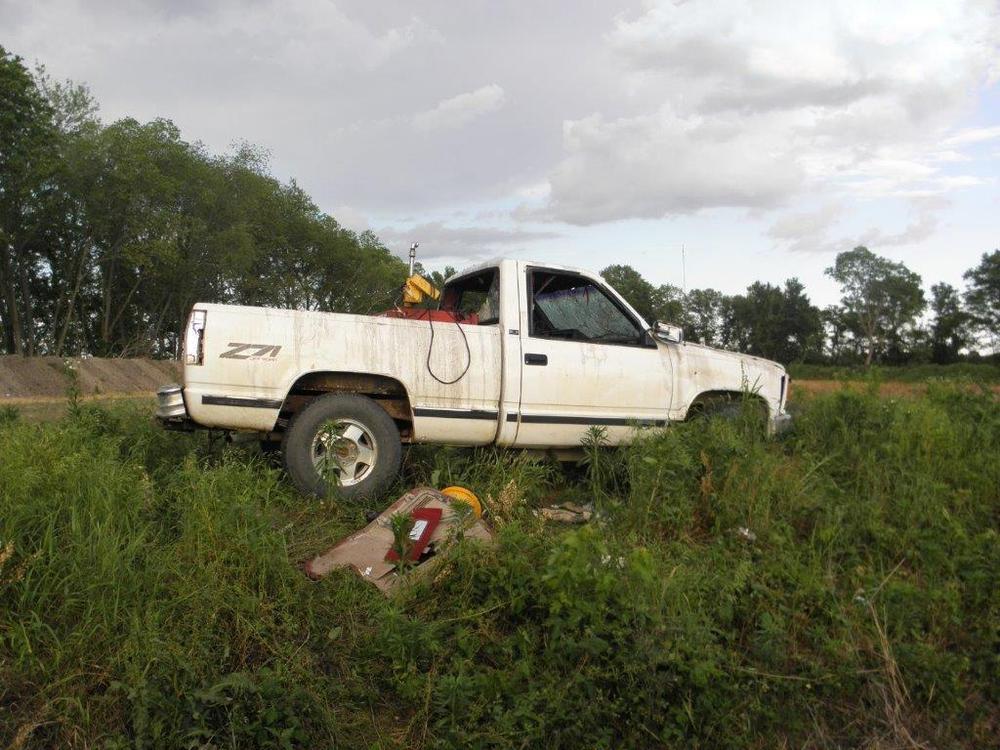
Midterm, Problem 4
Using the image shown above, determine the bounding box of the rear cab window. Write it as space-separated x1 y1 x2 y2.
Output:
440 268 500 325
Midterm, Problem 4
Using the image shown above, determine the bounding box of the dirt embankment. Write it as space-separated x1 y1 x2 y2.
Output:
3 356 997 404
0 356 181 402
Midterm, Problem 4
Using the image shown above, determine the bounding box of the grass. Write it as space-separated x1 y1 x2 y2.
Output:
1 384 998 748
0 394 156 423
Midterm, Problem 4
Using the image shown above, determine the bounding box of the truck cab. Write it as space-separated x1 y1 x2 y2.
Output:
157 259 790 499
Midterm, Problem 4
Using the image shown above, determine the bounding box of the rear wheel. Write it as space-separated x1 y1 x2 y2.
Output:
282 393 402 500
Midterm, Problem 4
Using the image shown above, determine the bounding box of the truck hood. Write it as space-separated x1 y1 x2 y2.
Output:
682 342 785 375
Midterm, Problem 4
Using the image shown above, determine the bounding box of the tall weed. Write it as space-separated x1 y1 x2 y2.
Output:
1 388 996 748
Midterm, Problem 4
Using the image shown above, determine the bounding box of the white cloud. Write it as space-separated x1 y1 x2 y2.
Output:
534 0 1000 225
413 84 506 131
538 110 803 223
768 203 845 252
943 125 1000 147
857 215 938 249
377 221 559 260
331 205 370 232
768 195 951 254
4 0 997 280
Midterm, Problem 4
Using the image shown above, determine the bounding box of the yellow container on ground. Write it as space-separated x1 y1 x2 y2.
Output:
440 486 482 518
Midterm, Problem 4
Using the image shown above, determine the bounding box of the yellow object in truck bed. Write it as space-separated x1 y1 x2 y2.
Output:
401 274 441 306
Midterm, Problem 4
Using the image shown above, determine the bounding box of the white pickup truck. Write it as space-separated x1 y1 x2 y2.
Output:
157 258 790 499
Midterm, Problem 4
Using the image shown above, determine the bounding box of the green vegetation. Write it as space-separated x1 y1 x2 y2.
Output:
825 246 926 366
2 385 997 748
788 361 1000 384
600 250 1000 368
1 46 406 358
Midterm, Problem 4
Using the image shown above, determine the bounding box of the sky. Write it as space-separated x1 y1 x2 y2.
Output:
3 0 999 307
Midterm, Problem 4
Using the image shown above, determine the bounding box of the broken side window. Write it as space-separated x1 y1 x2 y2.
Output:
440 268 500 325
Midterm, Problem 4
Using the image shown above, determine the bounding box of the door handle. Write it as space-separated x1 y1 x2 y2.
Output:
524 353 547 366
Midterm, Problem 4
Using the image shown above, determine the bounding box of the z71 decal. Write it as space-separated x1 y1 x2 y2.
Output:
219 343 282 360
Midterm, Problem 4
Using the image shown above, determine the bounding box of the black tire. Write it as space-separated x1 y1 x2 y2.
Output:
282 393 402 501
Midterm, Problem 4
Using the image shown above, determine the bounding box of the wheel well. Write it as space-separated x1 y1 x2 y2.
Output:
275 371 414 441
685 390 770 420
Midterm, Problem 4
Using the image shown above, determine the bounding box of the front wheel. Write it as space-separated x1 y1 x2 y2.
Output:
282 393 402 501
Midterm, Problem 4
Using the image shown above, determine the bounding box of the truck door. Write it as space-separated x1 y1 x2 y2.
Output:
411 267 504 445
512 265 672 448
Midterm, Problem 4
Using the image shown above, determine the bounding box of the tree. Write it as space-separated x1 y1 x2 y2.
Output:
36 65 99 135
963 250 1000 351
655 283 685 325
427 265 457 289
600 264 686 327
683 288 724 345
0 50 410 359
825 246 925 366
0 45 57 354
600 264 660 324
929 283 970 363
718 279 822 363
823 305 855 362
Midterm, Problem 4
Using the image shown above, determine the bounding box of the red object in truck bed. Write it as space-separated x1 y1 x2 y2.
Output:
379 307 478 324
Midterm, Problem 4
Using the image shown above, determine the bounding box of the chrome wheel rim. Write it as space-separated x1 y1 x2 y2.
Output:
311 418 378 487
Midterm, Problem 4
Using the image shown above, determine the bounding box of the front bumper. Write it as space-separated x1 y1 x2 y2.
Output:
156 383 196 430
771 412 793 435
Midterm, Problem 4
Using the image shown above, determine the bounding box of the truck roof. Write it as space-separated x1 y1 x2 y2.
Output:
446 258 603 284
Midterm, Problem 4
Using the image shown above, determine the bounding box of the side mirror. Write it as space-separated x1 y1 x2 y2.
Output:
653 321 684 343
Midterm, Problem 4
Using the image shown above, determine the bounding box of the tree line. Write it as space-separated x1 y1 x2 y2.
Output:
600 246 998 366
1 46 406 358
2 46 998 365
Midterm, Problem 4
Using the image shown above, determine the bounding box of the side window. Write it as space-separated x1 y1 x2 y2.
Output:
529 270 643 344
440 268 500 324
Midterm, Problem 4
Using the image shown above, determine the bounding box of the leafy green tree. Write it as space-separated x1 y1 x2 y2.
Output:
929 283 970 363
35 76 101 355
0 45 57 354
66 118 205 354
780 278 825 361
600 264 686 328
825 246 926 366
655 283 685 325
600 264 660 324
427 265 457 289
683 288 724 345
719 280 822 363
0 57 410 358
822 305 855 362
963 250 1000 351
36 65 99 135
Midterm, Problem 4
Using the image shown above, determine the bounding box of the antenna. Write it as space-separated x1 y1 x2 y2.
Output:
681 244 686 294
408 242 419 276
